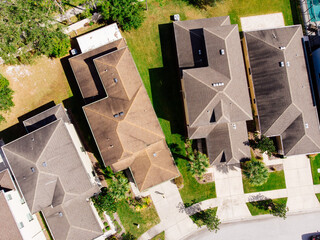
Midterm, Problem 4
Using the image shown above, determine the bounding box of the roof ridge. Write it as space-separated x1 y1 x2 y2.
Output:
146 140 179 176
227 123 235 163
221 16 230 25
223 91 252 120
264 103 299 135
246 31 283 51
285 134 307 156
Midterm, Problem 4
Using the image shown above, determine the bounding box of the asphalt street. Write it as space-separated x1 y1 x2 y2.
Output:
184 211 320 240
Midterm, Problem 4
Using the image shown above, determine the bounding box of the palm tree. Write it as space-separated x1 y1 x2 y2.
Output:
243 158 269 186
189 151 210 180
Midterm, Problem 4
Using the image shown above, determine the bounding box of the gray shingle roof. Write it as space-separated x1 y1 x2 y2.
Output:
2 118 102 240
174 17 252 164
245 25 320 156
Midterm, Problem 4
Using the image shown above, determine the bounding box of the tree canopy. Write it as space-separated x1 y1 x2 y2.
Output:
98 0 145 31
243 158 269 186
0 74 14 123
0 0 70 64
255 135 276 157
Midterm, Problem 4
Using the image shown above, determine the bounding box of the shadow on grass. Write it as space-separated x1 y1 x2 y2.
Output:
149 23 186 137
290 0 303 25
60 55 104 165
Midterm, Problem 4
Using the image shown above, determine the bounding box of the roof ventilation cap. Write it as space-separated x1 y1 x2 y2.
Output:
279 46 286 50
279 61 285 67
232 123 236 129
119 111 124 116
58 212 63 217
113 113 119 118
42 162 47 167
220 49 225 55
286 62 290 67
212 82 224 87
272 33 277 38
153 153 157 157
30 167 35 173
305 123 309 129
198 50 202 55
113 78 118 83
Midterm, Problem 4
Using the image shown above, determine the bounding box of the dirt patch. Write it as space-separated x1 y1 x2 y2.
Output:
196 173 214 184
268 164 283 172
0 56 72 131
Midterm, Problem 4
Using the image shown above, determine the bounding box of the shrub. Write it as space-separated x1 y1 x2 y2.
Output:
254 135 276 157
243 158 269 186
92 188 117 214
190 208 220 232
174 175 184 189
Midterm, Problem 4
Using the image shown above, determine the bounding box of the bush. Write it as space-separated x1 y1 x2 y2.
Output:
174 175 184 189
243 158 269 186
92 188 117 214
0 74 14 123
190 208 220 232
254 135 276 157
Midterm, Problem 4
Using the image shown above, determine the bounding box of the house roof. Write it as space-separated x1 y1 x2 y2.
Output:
2 119 102 240
0 169 15 192
245 25 320 155
69 38 126 101
23 104 70 133
173 16 231 68
0 191 23 240
70 35 179 191
174 17 252 164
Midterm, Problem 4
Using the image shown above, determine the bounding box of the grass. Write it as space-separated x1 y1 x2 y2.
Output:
246 198 287 216
242 170 286 193
177 157 216 206
310 154 320 184
116 199 160 238
151 231 165 240
316 193 320 203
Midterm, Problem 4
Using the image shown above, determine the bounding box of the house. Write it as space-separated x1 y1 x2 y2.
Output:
2 104 104 240
69 25 180 191
0 169 46 240
243 25 320 156
173 16 253 164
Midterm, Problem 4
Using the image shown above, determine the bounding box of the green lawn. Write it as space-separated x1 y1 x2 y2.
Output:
247 198 287 216
116 200 160 238
242 170 286 193
316 193 320 203
177 157 216 206
310 154 320 185
151 231 165 240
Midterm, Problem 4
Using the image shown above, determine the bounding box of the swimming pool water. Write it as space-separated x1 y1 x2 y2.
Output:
307 0 320 22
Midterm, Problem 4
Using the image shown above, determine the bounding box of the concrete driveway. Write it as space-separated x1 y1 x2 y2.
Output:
283 155 320 212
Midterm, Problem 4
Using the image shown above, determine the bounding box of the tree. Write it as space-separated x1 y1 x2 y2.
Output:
122 232 137 240
92 187 117 214
98 0 145 31
189 151 210 180
0 74 14 123
191 208 220 232
269 201 289 219
255 135 276 157
0 0 70 64
243 158 269 186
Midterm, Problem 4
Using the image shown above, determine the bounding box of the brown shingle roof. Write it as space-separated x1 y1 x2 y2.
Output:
245 25 320 156
174 17 252 164
0 191 23 240
2 118 102 240
0 169 15 191
71 37 179 191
